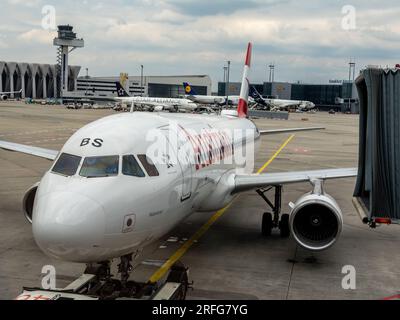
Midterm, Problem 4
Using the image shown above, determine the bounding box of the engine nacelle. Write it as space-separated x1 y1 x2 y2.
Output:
289 191 343 251
154 106 164 112
1 95 8 101
22 182 40 224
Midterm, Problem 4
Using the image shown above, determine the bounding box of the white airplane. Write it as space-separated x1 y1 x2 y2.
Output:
115 82 197 112
183 82 240 106
0 43 357 282
1 89 22 101
250 86 316 111
271 99 316 112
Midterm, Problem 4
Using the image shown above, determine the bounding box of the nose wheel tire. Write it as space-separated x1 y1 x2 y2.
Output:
262 212 273 237
279 214 290 238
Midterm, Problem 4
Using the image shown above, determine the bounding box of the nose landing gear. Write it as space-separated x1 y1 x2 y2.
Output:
257 185 290 238
17 257 191 300
118 254 133 286
84 260 111 279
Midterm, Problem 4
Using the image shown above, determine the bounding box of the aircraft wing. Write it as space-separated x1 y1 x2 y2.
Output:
282 103 301 109
1 89 23 95
0 140 58 160
269 101 300 109
259 127 325 135
233 168 357 193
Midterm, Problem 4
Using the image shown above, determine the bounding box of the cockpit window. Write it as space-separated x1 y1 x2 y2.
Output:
80 156 119 178
137 154 159 177
52 153 82 176
122 155 145 177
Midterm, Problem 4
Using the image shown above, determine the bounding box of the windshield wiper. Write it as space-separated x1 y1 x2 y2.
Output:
86 175 110 178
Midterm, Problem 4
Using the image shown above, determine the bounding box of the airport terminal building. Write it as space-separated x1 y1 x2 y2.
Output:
0 61 211 100
218 81 359 112
76 75 211 99
0 61 81 99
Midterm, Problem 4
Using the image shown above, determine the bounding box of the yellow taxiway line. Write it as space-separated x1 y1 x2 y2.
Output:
148 134 296 284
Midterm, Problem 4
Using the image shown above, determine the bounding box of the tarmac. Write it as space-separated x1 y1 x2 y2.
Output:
1 101 400 300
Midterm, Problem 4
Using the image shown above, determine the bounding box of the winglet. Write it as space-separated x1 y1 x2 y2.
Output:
237 42 252 118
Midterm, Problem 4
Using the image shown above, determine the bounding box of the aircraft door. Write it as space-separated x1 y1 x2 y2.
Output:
177 135 193 201
161 127 193 202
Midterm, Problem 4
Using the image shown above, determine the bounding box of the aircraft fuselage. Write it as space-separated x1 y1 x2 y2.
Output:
32 112 260 262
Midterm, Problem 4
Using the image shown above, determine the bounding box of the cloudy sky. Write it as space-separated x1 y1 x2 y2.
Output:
1 0 400 90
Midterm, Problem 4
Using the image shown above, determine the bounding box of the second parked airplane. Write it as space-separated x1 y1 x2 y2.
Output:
116 82 197 112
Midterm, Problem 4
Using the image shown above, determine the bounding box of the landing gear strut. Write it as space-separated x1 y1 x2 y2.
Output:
118 254 133 286
84 260 111 280
256 185 290 238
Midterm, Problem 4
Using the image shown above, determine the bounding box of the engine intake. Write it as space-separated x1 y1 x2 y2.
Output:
22 183 39 224
1 95 8 101
289 191 343 251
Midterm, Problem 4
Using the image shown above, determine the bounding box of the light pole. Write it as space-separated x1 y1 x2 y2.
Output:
226 61 230 108
348 59 356 112
223 66 228 98
223 66 227 85
140 65 144 97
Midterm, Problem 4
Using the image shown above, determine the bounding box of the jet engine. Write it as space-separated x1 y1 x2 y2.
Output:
154 106 164 112
1 95 8 101
289 181 343 251
22 183 40 224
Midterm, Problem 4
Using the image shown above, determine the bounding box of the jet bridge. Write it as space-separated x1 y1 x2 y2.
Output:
353 67 400 226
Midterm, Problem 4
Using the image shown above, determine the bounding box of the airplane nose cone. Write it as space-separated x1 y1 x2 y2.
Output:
32 192 106 262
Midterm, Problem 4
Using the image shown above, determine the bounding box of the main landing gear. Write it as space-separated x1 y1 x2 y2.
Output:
256 185 290 238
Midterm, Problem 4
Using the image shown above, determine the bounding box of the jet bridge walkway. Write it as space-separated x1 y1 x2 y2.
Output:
353 67 400 227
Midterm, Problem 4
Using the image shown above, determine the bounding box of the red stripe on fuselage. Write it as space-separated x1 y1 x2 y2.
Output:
179 126 234 171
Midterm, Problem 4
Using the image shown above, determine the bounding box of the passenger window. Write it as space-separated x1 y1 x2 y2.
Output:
52 153 82 176
122 155 145 177
80 156 119 178
137 154 159 177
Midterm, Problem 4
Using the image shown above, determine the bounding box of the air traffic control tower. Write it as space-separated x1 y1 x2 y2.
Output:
53 25 84 98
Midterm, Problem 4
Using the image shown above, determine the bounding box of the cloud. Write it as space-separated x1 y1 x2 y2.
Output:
2 0 400 89
18 29 56 44
7 0 42 7
150 9 193 23
0 40 8 49
167 0 287 16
